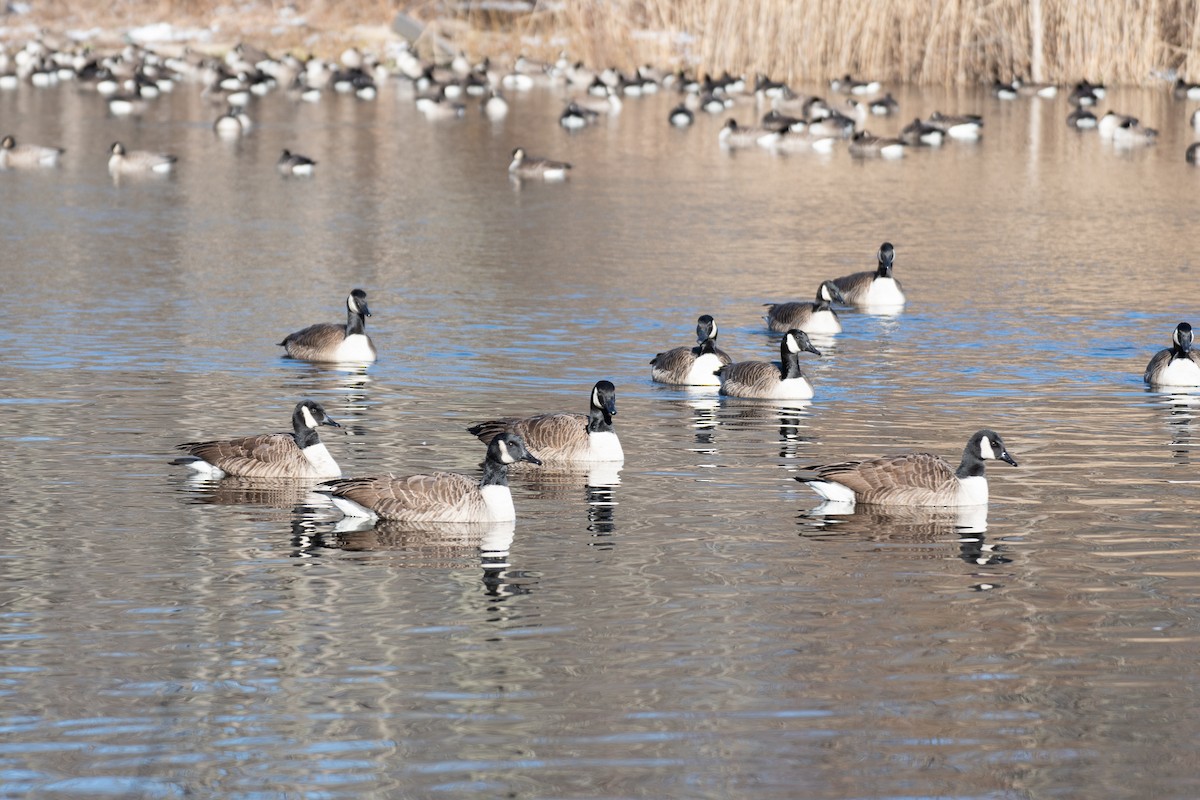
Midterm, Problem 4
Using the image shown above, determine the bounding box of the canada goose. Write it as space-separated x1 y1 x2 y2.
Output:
765 281 847 334
796 429 1019 507
926 111 983 140
760 109 805 133
991 80 1018 100
482 90 508 119
830 74 881 95
320 432 541 523
899 117 944 146
1098 111 1137 139
1068 80 1101 106
719 118 773 148
1188 142 1200 164
176 399 342 479
650 315 733 386
1144 322 1200 387
1173 78 1200 101
107 141 176 174
277 148 316 175
279 288 377 363
467 380 623 463
848 130 905 159
0 134 63 167
559 101 597 129
807 111 856 139
716 329 822 400
1111 119 1158 147
1014 78 1058 98
212 105 243 136
508 147 571 180
1066 107 1097 129
668 103 694 127
832 242 906 308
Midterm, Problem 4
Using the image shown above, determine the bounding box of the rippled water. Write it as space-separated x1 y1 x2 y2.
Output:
3 77 1200 798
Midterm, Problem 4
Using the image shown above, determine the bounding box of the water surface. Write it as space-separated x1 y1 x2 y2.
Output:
2 78 1200 798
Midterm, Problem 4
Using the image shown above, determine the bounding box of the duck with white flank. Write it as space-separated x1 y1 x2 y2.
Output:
320 432 542 523
0 134 63 168
508 147 572 180
1144 322 1200 387
796 429 1019 507
650 315 733 386
467 381 623 463
108 141 176 174
279 288 377 363
765 281 846 334
175 399 342 479
277 148 316 175
832 242 906 308
717 329 822 400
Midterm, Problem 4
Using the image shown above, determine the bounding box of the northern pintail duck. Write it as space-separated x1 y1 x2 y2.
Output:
279 288 377 363
1144 322 1200 387
717 329 822 400
176 399 342 479
467 381 623 463
321 432 542 523
796 429 1019 507
650 315 733 386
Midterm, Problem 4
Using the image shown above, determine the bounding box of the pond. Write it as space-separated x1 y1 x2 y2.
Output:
2 71 1200 798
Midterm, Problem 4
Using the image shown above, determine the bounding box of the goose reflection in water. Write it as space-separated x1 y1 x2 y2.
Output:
507 462 622 544
1146 388 1200 465
182 475 335 512
799 501 990 536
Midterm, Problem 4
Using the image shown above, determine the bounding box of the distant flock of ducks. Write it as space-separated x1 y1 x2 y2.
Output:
2 34 1198 183
4 34 1197 525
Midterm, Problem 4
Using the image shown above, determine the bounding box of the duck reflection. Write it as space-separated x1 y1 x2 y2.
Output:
799 501 989 537
1146 388 1200 464
509 463 622 544
182 475 334 511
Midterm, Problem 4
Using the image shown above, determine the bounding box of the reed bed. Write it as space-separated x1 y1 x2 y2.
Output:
10 0 1200 85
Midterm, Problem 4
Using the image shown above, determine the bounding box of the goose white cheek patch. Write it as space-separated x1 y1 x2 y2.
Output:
301 406 319 429
497 439 514 464
978 438 996 460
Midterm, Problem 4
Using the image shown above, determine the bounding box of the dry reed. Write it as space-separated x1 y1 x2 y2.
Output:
10 0 1200 85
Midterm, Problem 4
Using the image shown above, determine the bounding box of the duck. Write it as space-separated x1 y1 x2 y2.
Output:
467 380 623 463
1097 110 1137 139
320 432 542 523
1111 119 1158 147
1066 106 1097 129
1173 77 1200 101
277 148 316 175
668 103 694 127
719 118 773 149
559 100 597 129
1144 322 1200 387
0 134 63 167
650 315 733 386
212 105 244 136
716 329 822 400
107 141 176 174
899 117 944 146
175 399 342 479
482 89 508 119
508 147 571 180
848 130 905 159
279 288 377 363
764 280 847 334
831 242 906 308
795 429 1019 507
926 111 983 140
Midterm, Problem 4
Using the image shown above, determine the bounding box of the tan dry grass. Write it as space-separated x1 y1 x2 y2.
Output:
9 0 1200 85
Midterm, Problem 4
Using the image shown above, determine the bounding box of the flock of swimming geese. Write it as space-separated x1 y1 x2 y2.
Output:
3 35 1198 525
162 236 1200 525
